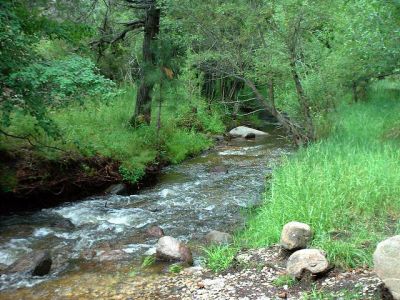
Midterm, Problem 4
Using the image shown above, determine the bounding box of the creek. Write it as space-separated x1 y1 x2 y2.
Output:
0 128 290 297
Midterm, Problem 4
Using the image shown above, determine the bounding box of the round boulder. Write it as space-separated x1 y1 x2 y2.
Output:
286 249 329 279
156 236 193 265
205 230 233 245
373 235 400 299
280 221 313 250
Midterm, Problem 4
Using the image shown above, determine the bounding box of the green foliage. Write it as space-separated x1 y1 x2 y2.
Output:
0 165 17 193
1 84 221 185
164 130 211 164
9 55 117 107
168 264 183 274
141 256 156 268
272 275 296 288
302 285 363 300
202 245 238 273
239 83 400 268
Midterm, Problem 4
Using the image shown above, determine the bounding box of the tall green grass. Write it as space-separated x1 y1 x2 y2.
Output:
206 81 400 270
0 84 224 185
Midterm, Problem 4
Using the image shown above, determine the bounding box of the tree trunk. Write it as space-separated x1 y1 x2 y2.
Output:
245 78 309 145
352 81 358 102
130 3 160 126
289 56 315 141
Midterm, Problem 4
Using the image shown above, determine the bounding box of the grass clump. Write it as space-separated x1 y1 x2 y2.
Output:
202 245 238 273
169 263 183 274
272 275 296 288
141 256 156 268
239 83 400 268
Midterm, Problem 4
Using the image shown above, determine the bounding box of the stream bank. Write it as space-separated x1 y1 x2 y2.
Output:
0 127 290 297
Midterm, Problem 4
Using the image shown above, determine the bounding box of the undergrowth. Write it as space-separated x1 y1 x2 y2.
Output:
0 84 224 186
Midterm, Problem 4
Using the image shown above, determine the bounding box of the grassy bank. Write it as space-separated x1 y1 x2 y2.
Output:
206 81 400 271
0 85 225 192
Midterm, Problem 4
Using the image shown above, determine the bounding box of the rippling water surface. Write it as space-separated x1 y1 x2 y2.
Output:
0 129 290 296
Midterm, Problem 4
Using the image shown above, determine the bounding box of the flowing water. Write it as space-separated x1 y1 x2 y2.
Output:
0 129 290 298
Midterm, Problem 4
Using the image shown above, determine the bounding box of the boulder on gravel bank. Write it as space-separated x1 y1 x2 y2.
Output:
6 250 52 276
156 236 193 264
205 230 233 245
286 249 329 278
373 235 400 299
280 221 313 250
229 126 269 138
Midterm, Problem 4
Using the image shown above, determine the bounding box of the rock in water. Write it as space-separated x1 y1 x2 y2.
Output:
229 126 269 138
104 183 128 195
51 218 75 230
205 230 233 245
280 221 313 250
7 251 52 276
286 249 329 278
373 235 400 299
146 225 165 238
156 236 193 264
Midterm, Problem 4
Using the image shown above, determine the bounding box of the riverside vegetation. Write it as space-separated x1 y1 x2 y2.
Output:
206 81 400 271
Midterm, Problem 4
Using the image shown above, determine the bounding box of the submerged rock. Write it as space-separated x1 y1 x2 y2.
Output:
205 230 233 245
280 221 313 250
373 235 400 299
7 250 52 276
51 218 75 230
147 225 165 238
104 183 129 195
156 236 193 264
209 166 229 174
286 249 329 279
97 250 131 262
229 126 269 138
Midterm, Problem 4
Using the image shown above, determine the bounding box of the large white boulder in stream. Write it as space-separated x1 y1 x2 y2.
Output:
280 221 313 250
286 249 329 278
229 126 269 138
373 235 400 299
156 236 193 264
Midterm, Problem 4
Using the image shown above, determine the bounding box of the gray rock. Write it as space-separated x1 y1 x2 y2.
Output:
373 235 400 299
7 250 52 276
229 126 269 138
156 236 193 264
104 183 128 195
205 230 233 245
96 250 130 262
286 249 329 278
280 221 313 250
146 225 165 238
51 218 75 229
